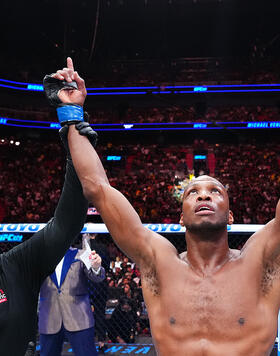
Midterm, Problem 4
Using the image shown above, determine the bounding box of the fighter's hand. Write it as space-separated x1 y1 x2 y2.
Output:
89 250 102 270
52 57 87 106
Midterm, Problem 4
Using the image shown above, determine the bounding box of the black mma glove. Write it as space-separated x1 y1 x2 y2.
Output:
43 75 84 125
43 75 78 107
43 72 96 156
59 121 98 158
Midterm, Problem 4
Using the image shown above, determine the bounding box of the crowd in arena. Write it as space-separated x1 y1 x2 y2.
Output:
1 104 280 125
0 140 63 223
88 105 280 124
104 253 148 342
1 138 279 226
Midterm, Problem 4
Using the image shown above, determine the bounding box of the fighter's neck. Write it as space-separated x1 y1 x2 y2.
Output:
185 232 230 276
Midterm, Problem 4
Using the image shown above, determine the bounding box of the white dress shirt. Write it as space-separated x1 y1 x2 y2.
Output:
55 257 65 286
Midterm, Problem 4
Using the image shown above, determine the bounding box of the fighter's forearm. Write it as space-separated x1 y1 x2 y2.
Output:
68 125 109 202
68 123 151 264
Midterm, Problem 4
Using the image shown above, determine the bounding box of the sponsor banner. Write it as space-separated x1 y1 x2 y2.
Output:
0 289 7 303
0 223 264 235
68 343 153 355
87 207 100 215
227 224 263 233
39 341 278 356
0 224 46 233
0 233 23 242
36 342 156 356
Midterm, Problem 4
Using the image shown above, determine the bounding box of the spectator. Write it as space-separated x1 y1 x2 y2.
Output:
108 298 138 344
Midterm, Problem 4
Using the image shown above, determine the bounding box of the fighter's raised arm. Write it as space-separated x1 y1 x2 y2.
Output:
69 126 159 264
52 58 173 265
244 197 280 267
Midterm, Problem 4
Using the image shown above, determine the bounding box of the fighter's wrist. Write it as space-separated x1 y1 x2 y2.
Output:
56 104 84 126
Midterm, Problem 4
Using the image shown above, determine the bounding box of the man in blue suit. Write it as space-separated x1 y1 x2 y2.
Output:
38 240 105 356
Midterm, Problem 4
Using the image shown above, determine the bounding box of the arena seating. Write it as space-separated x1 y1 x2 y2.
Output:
1 138 279 225
1 105 280 124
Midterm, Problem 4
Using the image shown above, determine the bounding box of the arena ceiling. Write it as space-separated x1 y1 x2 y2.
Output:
1 0 280 75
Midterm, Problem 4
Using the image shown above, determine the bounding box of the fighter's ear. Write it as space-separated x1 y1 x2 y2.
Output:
228 210 234 225
179 212 184 226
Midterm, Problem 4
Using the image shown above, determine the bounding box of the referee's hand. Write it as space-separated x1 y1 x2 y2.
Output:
89 250 102 270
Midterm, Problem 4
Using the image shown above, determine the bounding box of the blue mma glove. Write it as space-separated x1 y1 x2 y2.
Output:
56 104 84 126
43 75 84 125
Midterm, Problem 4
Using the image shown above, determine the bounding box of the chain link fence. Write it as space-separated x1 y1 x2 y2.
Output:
86 231 250 344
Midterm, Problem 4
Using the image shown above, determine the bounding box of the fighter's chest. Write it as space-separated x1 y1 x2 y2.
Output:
166 275 243 305
157 263 259 331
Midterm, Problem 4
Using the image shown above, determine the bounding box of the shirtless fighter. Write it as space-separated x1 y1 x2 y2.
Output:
48 58 280 356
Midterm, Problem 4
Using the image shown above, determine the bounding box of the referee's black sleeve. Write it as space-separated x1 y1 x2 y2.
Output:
4 158 88 291
42 158 88 271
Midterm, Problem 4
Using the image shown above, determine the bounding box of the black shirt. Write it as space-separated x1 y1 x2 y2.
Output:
0 159 88 355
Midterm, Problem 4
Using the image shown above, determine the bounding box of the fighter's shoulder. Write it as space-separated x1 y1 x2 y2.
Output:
239 226 270 257
148 230 178 254
137 230 177 266
241 219 279 251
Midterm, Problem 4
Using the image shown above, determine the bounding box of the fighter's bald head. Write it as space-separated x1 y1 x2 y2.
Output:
183 175 227 199
188 175 225 188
